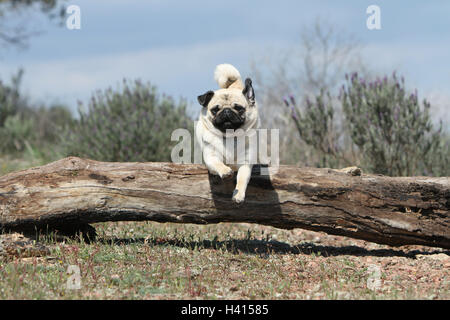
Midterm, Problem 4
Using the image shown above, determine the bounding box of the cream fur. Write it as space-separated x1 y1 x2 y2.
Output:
214 64 244 90
197 63 260 204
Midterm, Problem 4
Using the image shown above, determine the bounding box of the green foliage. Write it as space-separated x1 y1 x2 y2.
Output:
0 73 191 165
0 70 34 155
286 72 449 176
64 79 193 162
30 104 75 146
0 70 23 127
0 71 74 159
0 113 34 153
341 72 448 176
283 93 345 168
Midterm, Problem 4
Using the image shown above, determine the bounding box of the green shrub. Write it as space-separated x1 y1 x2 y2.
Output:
0 70 37 155
0 70 74 158
0 70 23 127
31 105 75 145
283 92 346 168
341 72 448 176
64 79 193 162
285 72 449 176
0 113 34 153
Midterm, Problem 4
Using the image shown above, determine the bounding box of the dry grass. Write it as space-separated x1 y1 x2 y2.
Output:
0 158 448 300
0 221 448 300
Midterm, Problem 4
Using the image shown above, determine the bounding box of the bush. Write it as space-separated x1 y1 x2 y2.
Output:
0 70 74 158
64 79 193 162
0 70 37 155
0 113 34 153
30 105 75 146
283 92 345 168
0 70 23 128
286 72 449 176
0 105 74 158
341 72 448 176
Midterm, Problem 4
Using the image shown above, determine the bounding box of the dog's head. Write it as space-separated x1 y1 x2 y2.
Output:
198 66 257 133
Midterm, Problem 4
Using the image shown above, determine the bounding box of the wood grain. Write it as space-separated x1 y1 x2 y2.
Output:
0 157 448 248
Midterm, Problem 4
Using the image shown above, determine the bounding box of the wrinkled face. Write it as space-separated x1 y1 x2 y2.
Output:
198 78 255 133
207 90 248 131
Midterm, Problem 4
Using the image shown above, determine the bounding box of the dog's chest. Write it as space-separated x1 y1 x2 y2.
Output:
222 136 242 163
196 118 258 165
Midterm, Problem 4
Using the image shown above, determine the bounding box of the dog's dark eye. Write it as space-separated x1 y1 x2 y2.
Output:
234 104 245 113
210 105 220 115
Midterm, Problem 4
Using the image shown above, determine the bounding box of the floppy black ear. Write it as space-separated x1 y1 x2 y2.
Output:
242 78 255 105
197 90 214 107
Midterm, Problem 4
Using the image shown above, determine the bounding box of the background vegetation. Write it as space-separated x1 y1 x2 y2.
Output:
253 19 449 176
1 65 447 176
0 2 448 301
64 80 192 162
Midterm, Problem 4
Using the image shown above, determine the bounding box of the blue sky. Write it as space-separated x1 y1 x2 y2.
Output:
1 0 449 122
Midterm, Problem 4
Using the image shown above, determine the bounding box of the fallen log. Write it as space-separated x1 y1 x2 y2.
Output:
0 157 449 248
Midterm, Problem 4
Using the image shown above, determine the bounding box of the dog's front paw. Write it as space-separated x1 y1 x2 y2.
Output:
218 165 233 179
232 189 245 204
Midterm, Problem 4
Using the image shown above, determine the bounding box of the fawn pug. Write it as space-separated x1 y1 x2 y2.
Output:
196 64 260 203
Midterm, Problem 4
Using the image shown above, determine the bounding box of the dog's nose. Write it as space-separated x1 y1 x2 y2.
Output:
223 108 233 116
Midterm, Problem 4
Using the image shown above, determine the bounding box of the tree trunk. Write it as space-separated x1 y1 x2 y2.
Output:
0 157 449 248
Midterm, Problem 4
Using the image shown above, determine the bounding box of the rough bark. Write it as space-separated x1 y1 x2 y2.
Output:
0 157 449 248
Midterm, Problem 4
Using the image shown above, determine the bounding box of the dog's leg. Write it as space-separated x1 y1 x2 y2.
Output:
204 154 233 179
232 164 252 204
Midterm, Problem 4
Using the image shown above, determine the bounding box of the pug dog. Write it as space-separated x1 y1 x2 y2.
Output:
196 64 259 204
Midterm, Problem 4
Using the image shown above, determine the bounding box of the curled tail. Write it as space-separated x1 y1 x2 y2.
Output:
214 64 244 90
